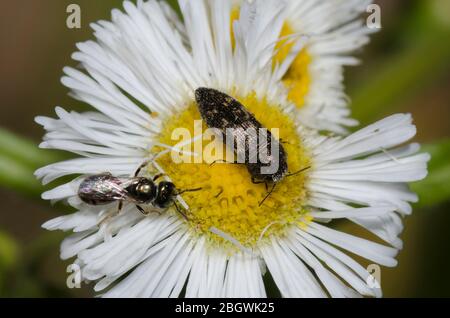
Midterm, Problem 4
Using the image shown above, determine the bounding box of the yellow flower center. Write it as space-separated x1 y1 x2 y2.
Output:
152 93 312 250
231 10 312 110
276 23 313 110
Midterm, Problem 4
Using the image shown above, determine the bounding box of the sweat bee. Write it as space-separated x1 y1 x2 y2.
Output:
78 161 201 220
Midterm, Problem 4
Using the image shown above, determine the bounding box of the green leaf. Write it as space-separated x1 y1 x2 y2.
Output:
0 128 67 197
0 231 19 290
0 128 61 169
412 139 450 208
0 231 18 271
0 154 44 197
166 0 181 16
351 31 450 124
350 0 450 125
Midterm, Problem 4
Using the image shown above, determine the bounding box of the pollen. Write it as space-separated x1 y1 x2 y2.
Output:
230 7 312 111
275 23 313 110
152 93 312 250
230 6 240 50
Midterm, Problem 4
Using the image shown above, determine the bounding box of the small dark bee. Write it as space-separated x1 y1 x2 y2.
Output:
78 163 200 219
195 87 308 205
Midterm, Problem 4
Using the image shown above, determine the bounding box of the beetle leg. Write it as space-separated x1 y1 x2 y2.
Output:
209 159 236 167
259 183 277 207
251 176 265 185
279 138 293 146
214 187 224 198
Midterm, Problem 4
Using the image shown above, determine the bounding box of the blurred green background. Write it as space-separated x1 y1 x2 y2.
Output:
0 0 449 298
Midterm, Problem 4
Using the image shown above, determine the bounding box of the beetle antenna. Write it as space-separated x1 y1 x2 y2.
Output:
285 166 311 178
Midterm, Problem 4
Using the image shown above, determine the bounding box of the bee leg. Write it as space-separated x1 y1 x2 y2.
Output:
134 152 165 177
134 160 152 177
97 201 122 227
153 173 166 182
174 201 189 221
136 205 149 215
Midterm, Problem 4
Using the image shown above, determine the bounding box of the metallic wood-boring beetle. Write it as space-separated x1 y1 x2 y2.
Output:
78 162 200 219
195 87 288 182
195 87 309 205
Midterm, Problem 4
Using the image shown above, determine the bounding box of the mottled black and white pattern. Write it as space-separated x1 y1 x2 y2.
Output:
195 87 288 183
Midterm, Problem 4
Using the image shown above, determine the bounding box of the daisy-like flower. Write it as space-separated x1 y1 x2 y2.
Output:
280 0 376 133
229 0 376 133
36 0 428 298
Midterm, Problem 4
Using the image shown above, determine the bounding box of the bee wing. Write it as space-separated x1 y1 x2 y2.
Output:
105 180 130 200
80 174 129 203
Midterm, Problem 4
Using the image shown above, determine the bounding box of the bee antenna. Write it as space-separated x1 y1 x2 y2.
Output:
285 166 311 178
259 183 277 207
173 201 189 221
178 187 202 195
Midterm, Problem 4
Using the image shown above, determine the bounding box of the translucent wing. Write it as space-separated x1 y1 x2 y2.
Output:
78 173 128 205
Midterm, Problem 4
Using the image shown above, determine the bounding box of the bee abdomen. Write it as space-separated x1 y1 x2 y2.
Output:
78 174 123 205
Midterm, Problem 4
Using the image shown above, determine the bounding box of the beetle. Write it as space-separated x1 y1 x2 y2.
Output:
195 87 309 206
195 87 288 182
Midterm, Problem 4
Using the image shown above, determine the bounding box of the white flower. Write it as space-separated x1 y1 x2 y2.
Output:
36 0 429 298
229 0 376 133
274 0 376 134
281 0 377 133
176 0 376 133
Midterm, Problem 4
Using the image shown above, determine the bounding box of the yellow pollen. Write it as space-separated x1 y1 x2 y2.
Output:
152 93 312 249
230 7 240 50
275 23 313 110
283 48 312 109
230 10 312 110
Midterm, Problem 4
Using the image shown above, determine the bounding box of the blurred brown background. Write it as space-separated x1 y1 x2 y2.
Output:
0 0 449 297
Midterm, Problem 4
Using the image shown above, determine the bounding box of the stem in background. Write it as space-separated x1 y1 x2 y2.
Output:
0 128 65 198
0 154 44 197
351 29 450 124
350 0 450 124
0 128 61 169
412 139 450 208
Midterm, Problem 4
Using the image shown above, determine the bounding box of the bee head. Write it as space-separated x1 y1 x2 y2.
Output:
154 181 177 209
129 178 157 203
